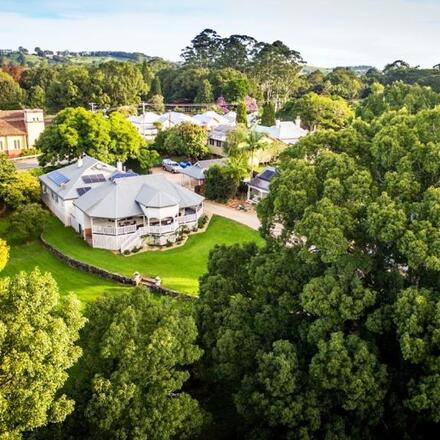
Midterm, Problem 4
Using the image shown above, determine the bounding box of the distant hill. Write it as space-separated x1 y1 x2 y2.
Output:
0 49 160 67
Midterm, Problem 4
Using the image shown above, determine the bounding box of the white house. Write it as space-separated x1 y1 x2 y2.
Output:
40 156 204 252
128 112 160 139
192 111 230 129
158 111 193 128
255 117 308 145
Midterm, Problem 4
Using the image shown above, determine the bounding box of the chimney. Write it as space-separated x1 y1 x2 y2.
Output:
77 157 83 168
295 116 302 128
116 161 123 172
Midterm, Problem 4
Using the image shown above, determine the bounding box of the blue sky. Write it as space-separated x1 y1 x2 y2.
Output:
1 0 439 67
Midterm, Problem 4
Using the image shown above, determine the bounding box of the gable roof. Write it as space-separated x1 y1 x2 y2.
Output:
255 121 308 143
39 155 117 200
74 174 204 219
179 158 228 180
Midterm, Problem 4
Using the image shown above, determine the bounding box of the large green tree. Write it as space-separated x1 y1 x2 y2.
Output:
0 70 24 109
69 289 204 439
197 107 440 438
37 107 144 165
0 269 85 438
279 92 354 130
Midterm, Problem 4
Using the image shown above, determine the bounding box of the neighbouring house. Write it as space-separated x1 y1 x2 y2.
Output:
0 109 45 158
40 155 204 252
207 124 235 156
192 110 230 129
158 111 193 128
179 158 228 189
128 112 160 139
247 166 277 203
255 117 308 145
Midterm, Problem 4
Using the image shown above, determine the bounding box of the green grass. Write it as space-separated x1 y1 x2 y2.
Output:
43 215 263 295
0 217 132 303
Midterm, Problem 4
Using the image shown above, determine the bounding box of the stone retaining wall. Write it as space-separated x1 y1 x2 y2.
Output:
40 236 195 302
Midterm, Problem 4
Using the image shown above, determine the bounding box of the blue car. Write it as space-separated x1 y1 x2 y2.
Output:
179 161 192 168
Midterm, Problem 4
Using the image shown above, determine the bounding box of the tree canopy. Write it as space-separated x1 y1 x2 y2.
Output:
37 107 145 166
197 106 440 438
67 289 204 439
0 269 85 438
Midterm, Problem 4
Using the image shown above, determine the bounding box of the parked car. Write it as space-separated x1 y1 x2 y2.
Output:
179 160 192 168
162 159 181 173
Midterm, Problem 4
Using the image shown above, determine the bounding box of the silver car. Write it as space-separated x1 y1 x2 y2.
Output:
162 159 181 173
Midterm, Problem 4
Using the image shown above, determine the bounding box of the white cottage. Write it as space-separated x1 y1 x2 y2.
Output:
40 156 204 252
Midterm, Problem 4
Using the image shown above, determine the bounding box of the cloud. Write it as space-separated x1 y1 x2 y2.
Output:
0 0 439 67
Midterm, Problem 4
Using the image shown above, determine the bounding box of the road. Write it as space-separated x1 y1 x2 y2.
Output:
12 156 40 170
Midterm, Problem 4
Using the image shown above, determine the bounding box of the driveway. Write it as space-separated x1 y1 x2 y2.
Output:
204 201 261 231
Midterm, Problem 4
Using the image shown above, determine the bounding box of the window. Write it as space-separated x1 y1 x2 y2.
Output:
216 140 222 147
0 140 3 150
13 139 21 149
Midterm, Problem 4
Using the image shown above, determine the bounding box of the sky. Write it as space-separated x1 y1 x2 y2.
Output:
0 0 439 68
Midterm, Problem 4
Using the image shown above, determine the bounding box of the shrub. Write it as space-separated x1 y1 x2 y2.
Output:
9 203 49 240
204 166 238 202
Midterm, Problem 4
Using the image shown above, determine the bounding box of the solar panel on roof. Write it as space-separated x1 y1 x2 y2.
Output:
82 174 106 184
76 187 91 196
111 172 138 180
259 169 276 181
48 170 70 186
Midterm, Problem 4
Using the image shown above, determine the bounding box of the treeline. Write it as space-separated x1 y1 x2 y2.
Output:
2 29 440 126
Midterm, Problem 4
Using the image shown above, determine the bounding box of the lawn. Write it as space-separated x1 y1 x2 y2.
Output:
0 217 132 303
43 215 263 294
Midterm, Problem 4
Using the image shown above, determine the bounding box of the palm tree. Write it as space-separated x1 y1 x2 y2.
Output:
237 130 272 178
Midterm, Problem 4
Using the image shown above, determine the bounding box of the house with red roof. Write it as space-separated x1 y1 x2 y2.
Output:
0 109 45 158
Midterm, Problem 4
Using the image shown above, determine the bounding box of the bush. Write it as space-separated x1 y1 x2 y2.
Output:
1 170 40 209
204 166 238 202
9 203 49 240
198 214 208 229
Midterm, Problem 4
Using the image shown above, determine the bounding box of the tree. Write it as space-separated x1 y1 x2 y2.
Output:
27 85 46 109
279 92 354 130
194 79 214 104
9 203 50 240
198 106 440 438
162 123 209 158
37 108 143 166
223 77 250 102
150 94 165 113
181 28 222 68
237 129 272 176
236 101 248 125
0 70 24 109
70 289 204 439
204 165 238 202
137 146 160 172
0 170 40 209
326 67 363 100
0 239 8 272
261 102 276 126
251 40 304 109
93 61 147 107
149 75 162 97
0 268 85 438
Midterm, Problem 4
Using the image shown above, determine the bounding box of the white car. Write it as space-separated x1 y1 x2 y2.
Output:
162 159 181 173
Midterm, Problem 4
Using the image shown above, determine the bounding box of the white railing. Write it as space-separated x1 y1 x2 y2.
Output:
178 214 197 224
148 224 177 234
92 224 137 235
120 230 142 254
